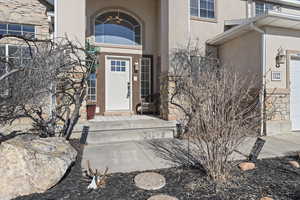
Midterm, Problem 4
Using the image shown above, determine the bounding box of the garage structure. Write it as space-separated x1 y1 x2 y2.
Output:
208 11 300 135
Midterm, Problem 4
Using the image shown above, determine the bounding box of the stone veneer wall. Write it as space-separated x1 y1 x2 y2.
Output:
0 0 84 131
266 92 290 121
265 90 291 136
0 0 49 40
160 74 170 120
160 74 183 121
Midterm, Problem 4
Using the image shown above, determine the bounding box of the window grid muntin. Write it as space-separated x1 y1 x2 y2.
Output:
7 45 32 66
255 1 275 16
0 23 35 39
141 57 151 98
0 45 7 96
0 45 32 68
110 59 126 72
0 45 6 76
95 11 141 46
0 45 33 96
87 73 96 102
190 0 215 19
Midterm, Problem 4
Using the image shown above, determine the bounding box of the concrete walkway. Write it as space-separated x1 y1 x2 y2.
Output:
81 132 300 174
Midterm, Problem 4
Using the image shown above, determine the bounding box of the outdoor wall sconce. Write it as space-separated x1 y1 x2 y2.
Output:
276 47 285 68
134 61 139 72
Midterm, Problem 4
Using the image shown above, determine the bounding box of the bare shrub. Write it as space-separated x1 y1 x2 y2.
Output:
0 35 97 139
168 45 262 182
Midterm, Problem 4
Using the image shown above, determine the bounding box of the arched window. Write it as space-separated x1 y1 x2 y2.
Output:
95 10 141 46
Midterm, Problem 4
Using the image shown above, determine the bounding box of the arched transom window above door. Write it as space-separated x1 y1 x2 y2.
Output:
95 10 141 46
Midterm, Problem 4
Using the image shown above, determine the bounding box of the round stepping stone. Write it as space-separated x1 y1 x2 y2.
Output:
134 172 166 190
147 194 178 200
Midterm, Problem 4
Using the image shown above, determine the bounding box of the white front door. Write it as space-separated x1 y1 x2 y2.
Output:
290 58 300 131
105 57 131 111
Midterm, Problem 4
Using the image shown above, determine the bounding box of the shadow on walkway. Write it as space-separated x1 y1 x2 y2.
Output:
146 139 204 170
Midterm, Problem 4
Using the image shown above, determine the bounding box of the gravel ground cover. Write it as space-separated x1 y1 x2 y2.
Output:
14 140 300 200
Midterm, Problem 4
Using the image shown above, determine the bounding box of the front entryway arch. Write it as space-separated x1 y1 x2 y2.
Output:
94 9 143 47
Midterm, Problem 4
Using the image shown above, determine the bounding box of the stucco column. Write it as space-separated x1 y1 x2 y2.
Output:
55 0 86 46
55 0 87 122
159 0 189 74
168 0 189 52
159 0 189 120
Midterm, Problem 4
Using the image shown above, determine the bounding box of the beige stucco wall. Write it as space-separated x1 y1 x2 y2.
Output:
190 0 248 50
217 26 300 96
86 0 159 55
159 0 169 73
168 0 189 50
159 0 189 73
56 0 86 46
264 27 300 134
218 30 262 82
0 0 49 39
218 26 300 135
265 26 300 89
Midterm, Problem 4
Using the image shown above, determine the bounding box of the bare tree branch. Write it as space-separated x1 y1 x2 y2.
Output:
0 35 97 139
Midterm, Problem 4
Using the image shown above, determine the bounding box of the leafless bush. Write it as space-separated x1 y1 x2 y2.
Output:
0 35 96 139
168 45 262 182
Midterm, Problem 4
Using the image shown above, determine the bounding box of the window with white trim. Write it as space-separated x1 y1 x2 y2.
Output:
95 11 141 46
110 60 126 72
0 45 5 76
87 73 96 102
190 0 215 19
0 45 32 68
0 45 32 96
141 57 151 98
255 1 280 16
8 45 32 66
0 45 7 96
0 23 35 39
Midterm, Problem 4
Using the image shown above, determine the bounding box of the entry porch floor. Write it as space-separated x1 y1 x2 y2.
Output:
90 114 160 122
82 132 300 174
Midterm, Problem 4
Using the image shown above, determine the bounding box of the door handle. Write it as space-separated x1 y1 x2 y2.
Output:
127 82 130 98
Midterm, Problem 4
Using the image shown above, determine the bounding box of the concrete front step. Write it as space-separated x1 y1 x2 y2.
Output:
88 119 176 131
87 128 175 144
85 119 177 144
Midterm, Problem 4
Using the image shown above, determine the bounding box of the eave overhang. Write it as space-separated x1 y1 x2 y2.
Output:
38 0 54 10
265 0 300 8
207 11 300 46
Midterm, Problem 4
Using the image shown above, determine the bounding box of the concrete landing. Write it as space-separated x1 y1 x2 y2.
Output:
82 140 175 173
81 133 300 174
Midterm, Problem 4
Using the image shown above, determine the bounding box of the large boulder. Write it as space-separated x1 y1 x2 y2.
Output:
0 135 77 200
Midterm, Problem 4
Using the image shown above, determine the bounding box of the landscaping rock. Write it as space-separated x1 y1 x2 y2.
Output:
134 172 166 190
148 194 178 200
12 153 300 200
0 135 77 200
288 160 300 168
260 197 273 200
239 162 256 171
